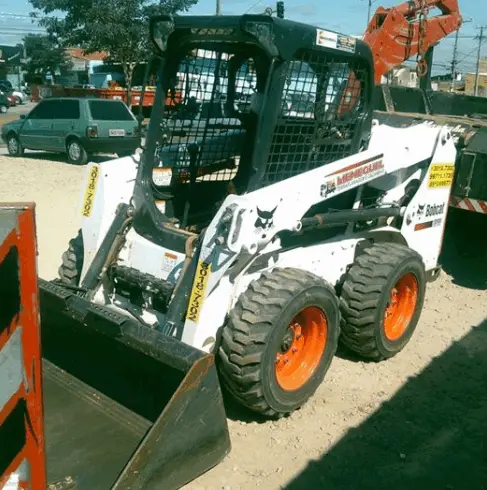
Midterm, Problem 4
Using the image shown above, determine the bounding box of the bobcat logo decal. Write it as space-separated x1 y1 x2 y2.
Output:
255 206 277 230
417 203 425 218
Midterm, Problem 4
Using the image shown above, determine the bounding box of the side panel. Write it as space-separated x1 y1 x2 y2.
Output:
401 132 457 270
0 204 46 489
78 156 139 281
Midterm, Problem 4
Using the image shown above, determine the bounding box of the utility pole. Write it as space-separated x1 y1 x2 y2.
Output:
450 17 471 93
474 26 485 97
450 29 460 92
216 0 221 15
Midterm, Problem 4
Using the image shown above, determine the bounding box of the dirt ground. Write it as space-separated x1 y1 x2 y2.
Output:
1 150 487 490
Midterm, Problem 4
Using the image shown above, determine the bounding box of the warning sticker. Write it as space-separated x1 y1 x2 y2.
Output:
82 164 100 217
162 251 178 273
336 34 356 53
186 261 211 324
153 168 172 187
428 163 455 189
316 29 356 53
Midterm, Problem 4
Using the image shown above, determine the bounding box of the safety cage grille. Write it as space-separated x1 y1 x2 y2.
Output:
155 45 265 186
262 49 369 187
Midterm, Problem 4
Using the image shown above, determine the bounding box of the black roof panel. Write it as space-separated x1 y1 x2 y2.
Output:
152 14 372 63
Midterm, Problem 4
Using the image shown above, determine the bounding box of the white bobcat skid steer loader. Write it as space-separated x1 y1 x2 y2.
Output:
41 13 456 447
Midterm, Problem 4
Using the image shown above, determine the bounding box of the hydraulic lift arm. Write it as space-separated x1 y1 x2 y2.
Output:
363 0 463 84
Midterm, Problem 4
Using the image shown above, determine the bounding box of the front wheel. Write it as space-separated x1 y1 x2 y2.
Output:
58 230 84 286
0 104 8 114
7 134 23 156
218 267 340 418
67 139 88 165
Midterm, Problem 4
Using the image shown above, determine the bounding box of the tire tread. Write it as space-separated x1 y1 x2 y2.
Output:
219 267 338 417
339 242 424 360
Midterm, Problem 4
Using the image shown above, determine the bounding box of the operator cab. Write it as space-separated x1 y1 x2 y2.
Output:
132 15 375 250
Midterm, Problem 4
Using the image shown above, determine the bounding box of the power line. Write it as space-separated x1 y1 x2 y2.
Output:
455 40 486 67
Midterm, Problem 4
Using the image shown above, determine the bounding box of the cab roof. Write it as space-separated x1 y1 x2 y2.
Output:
151 14 373 63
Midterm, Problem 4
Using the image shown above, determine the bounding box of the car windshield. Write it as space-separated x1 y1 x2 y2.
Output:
88 100 134 121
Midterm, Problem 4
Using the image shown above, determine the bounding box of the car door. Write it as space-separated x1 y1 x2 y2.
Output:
50 99 81 151
18 100 57 150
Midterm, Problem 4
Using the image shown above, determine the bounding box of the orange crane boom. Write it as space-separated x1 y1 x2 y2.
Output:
363 0 463 84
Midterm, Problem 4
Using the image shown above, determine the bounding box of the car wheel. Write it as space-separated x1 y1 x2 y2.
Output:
67 139 88 165
15 96 21 105
7 134 23 157
0 105 8 114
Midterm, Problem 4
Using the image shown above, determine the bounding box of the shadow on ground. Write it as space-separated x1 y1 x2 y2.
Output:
440 207 487 290
285 316 487 490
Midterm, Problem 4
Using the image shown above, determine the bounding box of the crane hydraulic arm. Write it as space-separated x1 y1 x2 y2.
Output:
363 0 462 84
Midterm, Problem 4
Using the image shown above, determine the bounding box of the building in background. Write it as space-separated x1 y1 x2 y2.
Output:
55 48 108 87
430 73 465 92
380 64 418 88
464 58 487 97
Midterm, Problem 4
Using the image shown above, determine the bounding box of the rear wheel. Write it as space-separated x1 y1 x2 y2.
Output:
58 230 84 286
0 104 8 114
7 133 23 156
67 138 88 165
339 242 426 361
218 267 340 418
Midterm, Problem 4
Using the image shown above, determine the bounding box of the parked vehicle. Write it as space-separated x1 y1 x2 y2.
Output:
1 97 141 164
0 92 9 113
12 88 28 105
0 82 27 105
6 93 17 107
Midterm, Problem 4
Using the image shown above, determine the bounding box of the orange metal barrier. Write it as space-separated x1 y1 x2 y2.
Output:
0 203 46 490
30 85 181 109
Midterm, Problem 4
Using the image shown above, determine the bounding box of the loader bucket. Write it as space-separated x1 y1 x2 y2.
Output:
38 279 231 490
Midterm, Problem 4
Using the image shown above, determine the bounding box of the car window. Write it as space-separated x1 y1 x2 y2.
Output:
88 100 134 121
53 100 81 119
28 100 57 119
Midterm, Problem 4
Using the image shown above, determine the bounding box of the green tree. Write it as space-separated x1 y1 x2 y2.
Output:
29 0 198 103
23 33 72 83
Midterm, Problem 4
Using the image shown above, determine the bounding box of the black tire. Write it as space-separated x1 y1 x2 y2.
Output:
58 230 84 286
218 267 340 418
339 242 426 361
6 133 23 156
66 138 88 165
0 104 8 114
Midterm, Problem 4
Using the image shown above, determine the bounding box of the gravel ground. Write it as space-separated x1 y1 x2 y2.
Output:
1 150 486 490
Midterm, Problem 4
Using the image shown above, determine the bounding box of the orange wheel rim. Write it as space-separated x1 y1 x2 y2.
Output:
383 273 419 341
275 306 327 391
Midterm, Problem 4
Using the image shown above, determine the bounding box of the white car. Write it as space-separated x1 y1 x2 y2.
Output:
11 89 28 105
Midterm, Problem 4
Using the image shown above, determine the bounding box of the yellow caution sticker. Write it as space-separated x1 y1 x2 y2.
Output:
428 163 455 189
82 165 100 217
186 260 211 323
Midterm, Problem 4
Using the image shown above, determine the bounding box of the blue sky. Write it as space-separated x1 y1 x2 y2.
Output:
0 0 485 74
